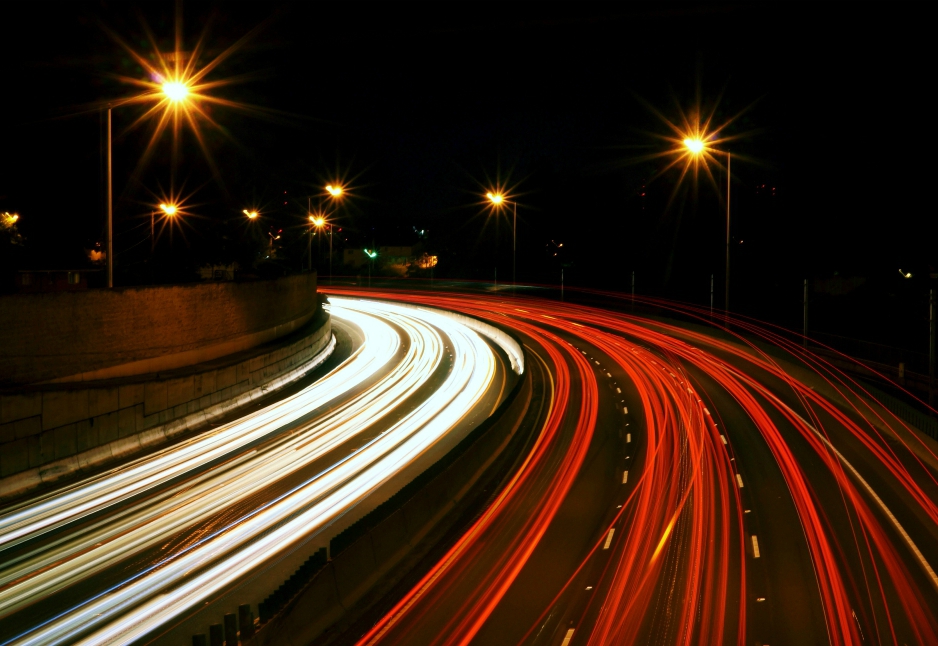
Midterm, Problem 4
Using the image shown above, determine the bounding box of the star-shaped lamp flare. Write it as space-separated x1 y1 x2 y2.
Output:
325 184 344 198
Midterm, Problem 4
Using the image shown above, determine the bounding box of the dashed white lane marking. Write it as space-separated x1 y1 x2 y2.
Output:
626 433 631 443
616 387 621 393
752 535 761 558
594 360 600 365
749 382 938 593
561 628 576 646
703 407 711 415
603 528 615 549
720 435 727 445
622 470 629 484
606 372 612 378
623 406 628 414
736 474 744 488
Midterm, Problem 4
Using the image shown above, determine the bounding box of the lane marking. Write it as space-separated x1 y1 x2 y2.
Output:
736 474 744 488
752 385 938 593
752 535 761 558
606 372 612 378
703 407 711 415
720 435 727 445
561 628 575 646
603 528 615 549
626 433 631 443
622 470 629 484
616 387 621 394
623 406 628 414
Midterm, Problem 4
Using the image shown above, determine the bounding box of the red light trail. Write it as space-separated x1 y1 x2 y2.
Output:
324 287 938 646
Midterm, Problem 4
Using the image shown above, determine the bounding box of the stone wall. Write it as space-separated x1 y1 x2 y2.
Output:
0 307 332 499
0 273 318 385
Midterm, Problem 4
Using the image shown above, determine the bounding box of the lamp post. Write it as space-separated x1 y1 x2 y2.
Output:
486 191 517 290
325 184 345 285
309 214 325 272
150 203 178 282
106 81 190 288
684 138 731 311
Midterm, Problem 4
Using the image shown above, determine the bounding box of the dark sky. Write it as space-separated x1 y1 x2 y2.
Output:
1 2 933 341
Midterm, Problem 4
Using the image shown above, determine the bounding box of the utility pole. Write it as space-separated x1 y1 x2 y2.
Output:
106 106 113 288
710 274 714 318
725 153 731 312
930 287 935 408
804 279 809 350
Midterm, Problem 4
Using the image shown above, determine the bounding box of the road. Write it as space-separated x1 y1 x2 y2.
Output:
319 288 938 646
0 298 517 645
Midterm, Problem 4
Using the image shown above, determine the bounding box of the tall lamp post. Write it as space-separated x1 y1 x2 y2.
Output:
684 138 731 311
309 214 325 272
486 191 517 290
325 184 345 285
106 81 190 288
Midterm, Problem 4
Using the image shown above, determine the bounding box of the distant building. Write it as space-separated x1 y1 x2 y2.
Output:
15 269 99 293
199 263 239 281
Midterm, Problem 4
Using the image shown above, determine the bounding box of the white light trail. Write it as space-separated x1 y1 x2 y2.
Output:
0 298 501 645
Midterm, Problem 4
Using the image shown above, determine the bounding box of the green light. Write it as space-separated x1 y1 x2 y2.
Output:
365 249 377 259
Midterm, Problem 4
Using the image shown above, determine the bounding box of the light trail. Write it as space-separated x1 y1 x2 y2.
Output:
321 288 938 646
0 298 507 645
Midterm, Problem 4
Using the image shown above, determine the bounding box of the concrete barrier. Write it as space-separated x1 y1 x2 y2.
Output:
0 305 332 499
0 273 318 386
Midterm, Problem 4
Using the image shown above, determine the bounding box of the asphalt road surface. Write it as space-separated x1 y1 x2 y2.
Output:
320 288 938 646
0 298 515 645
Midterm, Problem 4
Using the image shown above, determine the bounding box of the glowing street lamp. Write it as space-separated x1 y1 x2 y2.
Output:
105 80 192 288
684 136 732 312
323 184 346 283
325 184 344 198
243 209 259 220
308 213 326 271
486 191 519 290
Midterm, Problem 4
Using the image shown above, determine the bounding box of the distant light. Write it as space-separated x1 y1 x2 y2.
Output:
326 184 344 197
160 203 178 216
162 81 189 102
486 191 504 206
899 269 913 279
243 209 259 219
311 216 325 227
683 138 705 154
2 212 19 225
364 248 377 259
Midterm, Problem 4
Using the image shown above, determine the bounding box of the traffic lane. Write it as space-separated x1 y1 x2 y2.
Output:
471 331 628 645
150 335 515 645
749 388 938 644
0 318 406 639
348 325 595 646
0 318 509 642
321 335 549 646
686 364 830 646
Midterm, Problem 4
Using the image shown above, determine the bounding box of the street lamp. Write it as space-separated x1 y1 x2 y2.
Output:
148 203 178 281
243 209 259 220
309 213 325 272
106 79 192 288
486 191 518 290
324 184 346 284
684 137 732 312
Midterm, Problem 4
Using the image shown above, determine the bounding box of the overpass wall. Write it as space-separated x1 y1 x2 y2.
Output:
0 273 318 386
0 278 331 499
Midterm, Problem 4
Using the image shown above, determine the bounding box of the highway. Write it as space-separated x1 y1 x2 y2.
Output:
0 298 516 645
317 288 938 646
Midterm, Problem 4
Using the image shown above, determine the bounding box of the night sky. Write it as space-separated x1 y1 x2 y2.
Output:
0 2 932 355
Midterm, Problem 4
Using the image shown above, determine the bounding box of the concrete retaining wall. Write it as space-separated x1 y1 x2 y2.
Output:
0 307 332 499
0 273 318 385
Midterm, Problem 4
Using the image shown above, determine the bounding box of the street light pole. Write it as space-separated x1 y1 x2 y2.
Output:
725 152 731 312
107 106 113 288
512 200 517 290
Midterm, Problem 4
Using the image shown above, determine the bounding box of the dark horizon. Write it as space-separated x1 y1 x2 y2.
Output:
1 2 932 354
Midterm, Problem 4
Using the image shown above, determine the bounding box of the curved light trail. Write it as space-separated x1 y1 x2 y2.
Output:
0 298 508 645
320 288 938 646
